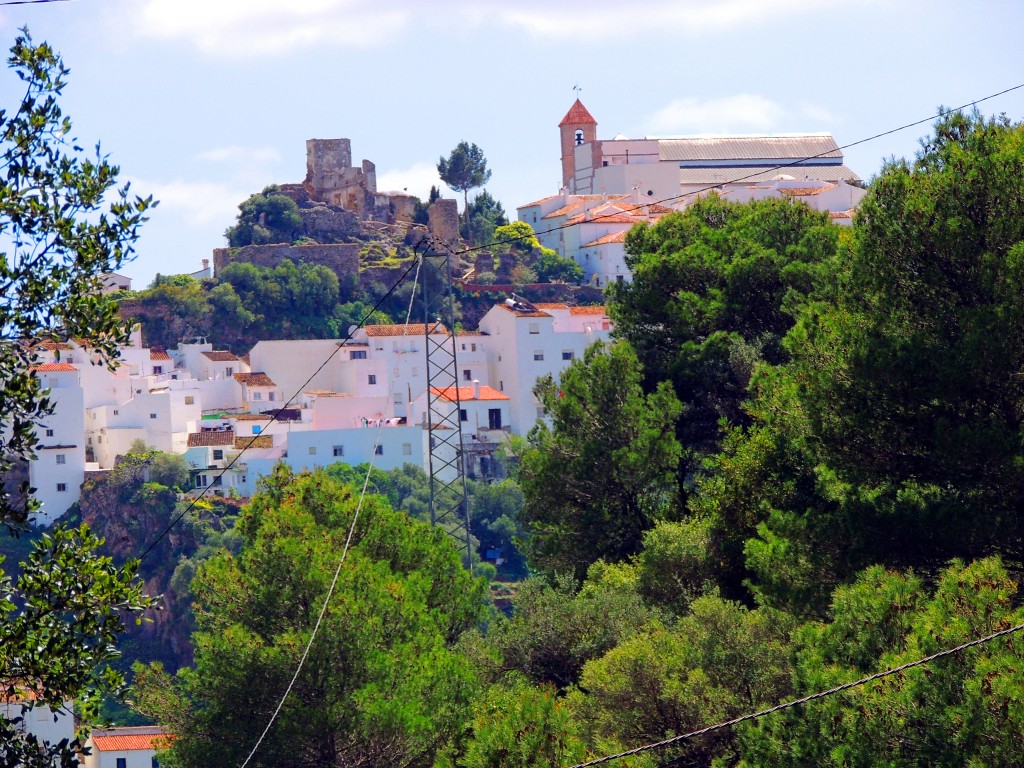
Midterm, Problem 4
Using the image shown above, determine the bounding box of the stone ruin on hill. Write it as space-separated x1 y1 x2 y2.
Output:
214 137 462 278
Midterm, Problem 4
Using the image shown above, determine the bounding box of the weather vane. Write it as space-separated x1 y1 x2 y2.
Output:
573 83 582 97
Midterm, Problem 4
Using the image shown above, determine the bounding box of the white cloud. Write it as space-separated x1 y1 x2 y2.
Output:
647 95 788 134
375 162 442 201
129 0 408 57
127 177 249 227
196 145 282 165
123 0 878 57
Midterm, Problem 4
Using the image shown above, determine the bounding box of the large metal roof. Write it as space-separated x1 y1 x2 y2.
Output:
659 134 843 163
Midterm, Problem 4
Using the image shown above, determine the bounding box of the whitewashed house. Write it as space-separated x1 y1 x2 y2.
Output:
83 726 170 768
1 690 74 755
29 363 86 525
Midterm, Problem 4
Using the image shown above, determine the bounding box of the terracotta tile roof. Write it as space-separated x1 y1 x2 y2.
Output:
363 322 447 337
497 304 551 318
779 184 835 196
517 193 562 209
35 341 73 351
187 430 236 447
91 727 172 752
558 98 598 127
235 435 273 449
305 389 349 397
532 303 570 310
149 348 172 361
233 372 276 387
583 231 628 247
830 209 854 219
567 213 640 225
201 350 238 362
431 385 509 402
241 353 251 366
543 201 586 219
31 363 78 372
570 306 608 316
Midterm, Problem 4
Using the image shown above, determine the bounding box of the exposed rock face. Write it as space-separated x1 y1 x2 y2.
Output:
298 201 361 242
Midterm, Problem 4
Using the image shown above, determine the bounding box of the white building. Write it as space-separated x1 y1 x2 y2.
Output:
29 363 86 525
1 691 74 755
478 301 612 436
83 726 170 768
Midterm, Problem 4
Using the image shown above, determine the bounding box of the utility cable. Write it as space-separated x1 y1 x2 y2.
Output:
567 620 1024 767
238 418 386 768
138 246 426 562
454 82 1024 259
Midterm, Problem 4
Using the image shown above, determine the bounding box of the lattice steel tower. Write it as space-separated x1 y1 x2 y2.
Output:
418 244 473 569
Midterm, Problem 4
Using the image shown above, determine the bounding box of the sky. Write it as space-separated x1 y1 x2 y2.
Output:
3 0 1024 288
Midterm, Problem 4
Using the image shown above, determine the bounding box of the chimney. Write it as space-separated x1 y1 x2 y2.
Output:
472 379 480 400
202 258 209 269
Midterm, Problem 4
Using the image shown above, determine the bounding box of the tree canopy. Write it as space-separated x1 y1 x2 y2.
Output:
437 141 492 222
0 30 153 528
135 467 488 768
224 185 302 247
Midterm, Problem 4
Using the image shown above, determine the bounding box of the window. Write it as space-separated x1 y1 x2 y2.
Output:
212 475 222 487
374 445 383 455
528 322 539 334
153 365 163 375
499 381 504 391
252 426 261 434
116 759 127 768
253 391 262 400
308 446 317 455
56 483 67 492
184 396 194 405
488 408 502 430
533 351 544 361
152 757 160 768
45 428 54 437
351 350 367 359
393 392 402 404
402 443 412 456
88 437 92 445
562 351 574 360
225 367 233 376
459 409 468 422
97 436 102 444
195 475 207 488
463 369 472 381
368 374 377 385
213 449 223 460
333 445 344 457
269 392 276 401
113 409 119 415
56 454 66 465
150 412 157 419
471 343 477 352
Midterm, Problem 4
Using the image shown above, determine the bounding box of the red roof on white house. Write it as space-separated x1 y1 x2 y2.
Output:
431 385 509 402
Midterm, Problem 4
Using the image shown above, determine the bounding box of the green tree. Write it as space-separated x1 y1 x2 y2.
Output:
463 189 508 246
570 594 795 767
533 247 584 283
1 526 153 767
607 195 838 466
0 30 153 527
135 467 488 768
438 142 492 224
737 558 1024 767
224 185 302 247
493 220 540 252
519 342 683 580
783 110 1024 571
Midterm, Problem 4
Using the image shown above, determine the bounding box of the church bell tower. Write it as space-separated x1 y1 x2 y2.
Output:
559 98 598 191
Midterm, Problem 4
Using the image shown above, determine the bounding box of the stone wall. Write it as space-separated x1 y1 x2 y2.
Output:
213 243 361 277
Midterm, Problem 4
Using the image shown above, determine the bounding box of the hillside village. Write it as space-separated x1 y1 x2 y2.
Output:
22 98 864 526
8 91 950 768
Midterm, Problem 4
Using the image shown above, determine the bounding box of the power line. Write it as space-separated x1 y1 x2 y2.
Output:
567 620 1024 768
138 246 425 562
0 0 71 5
456 81 1024 259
